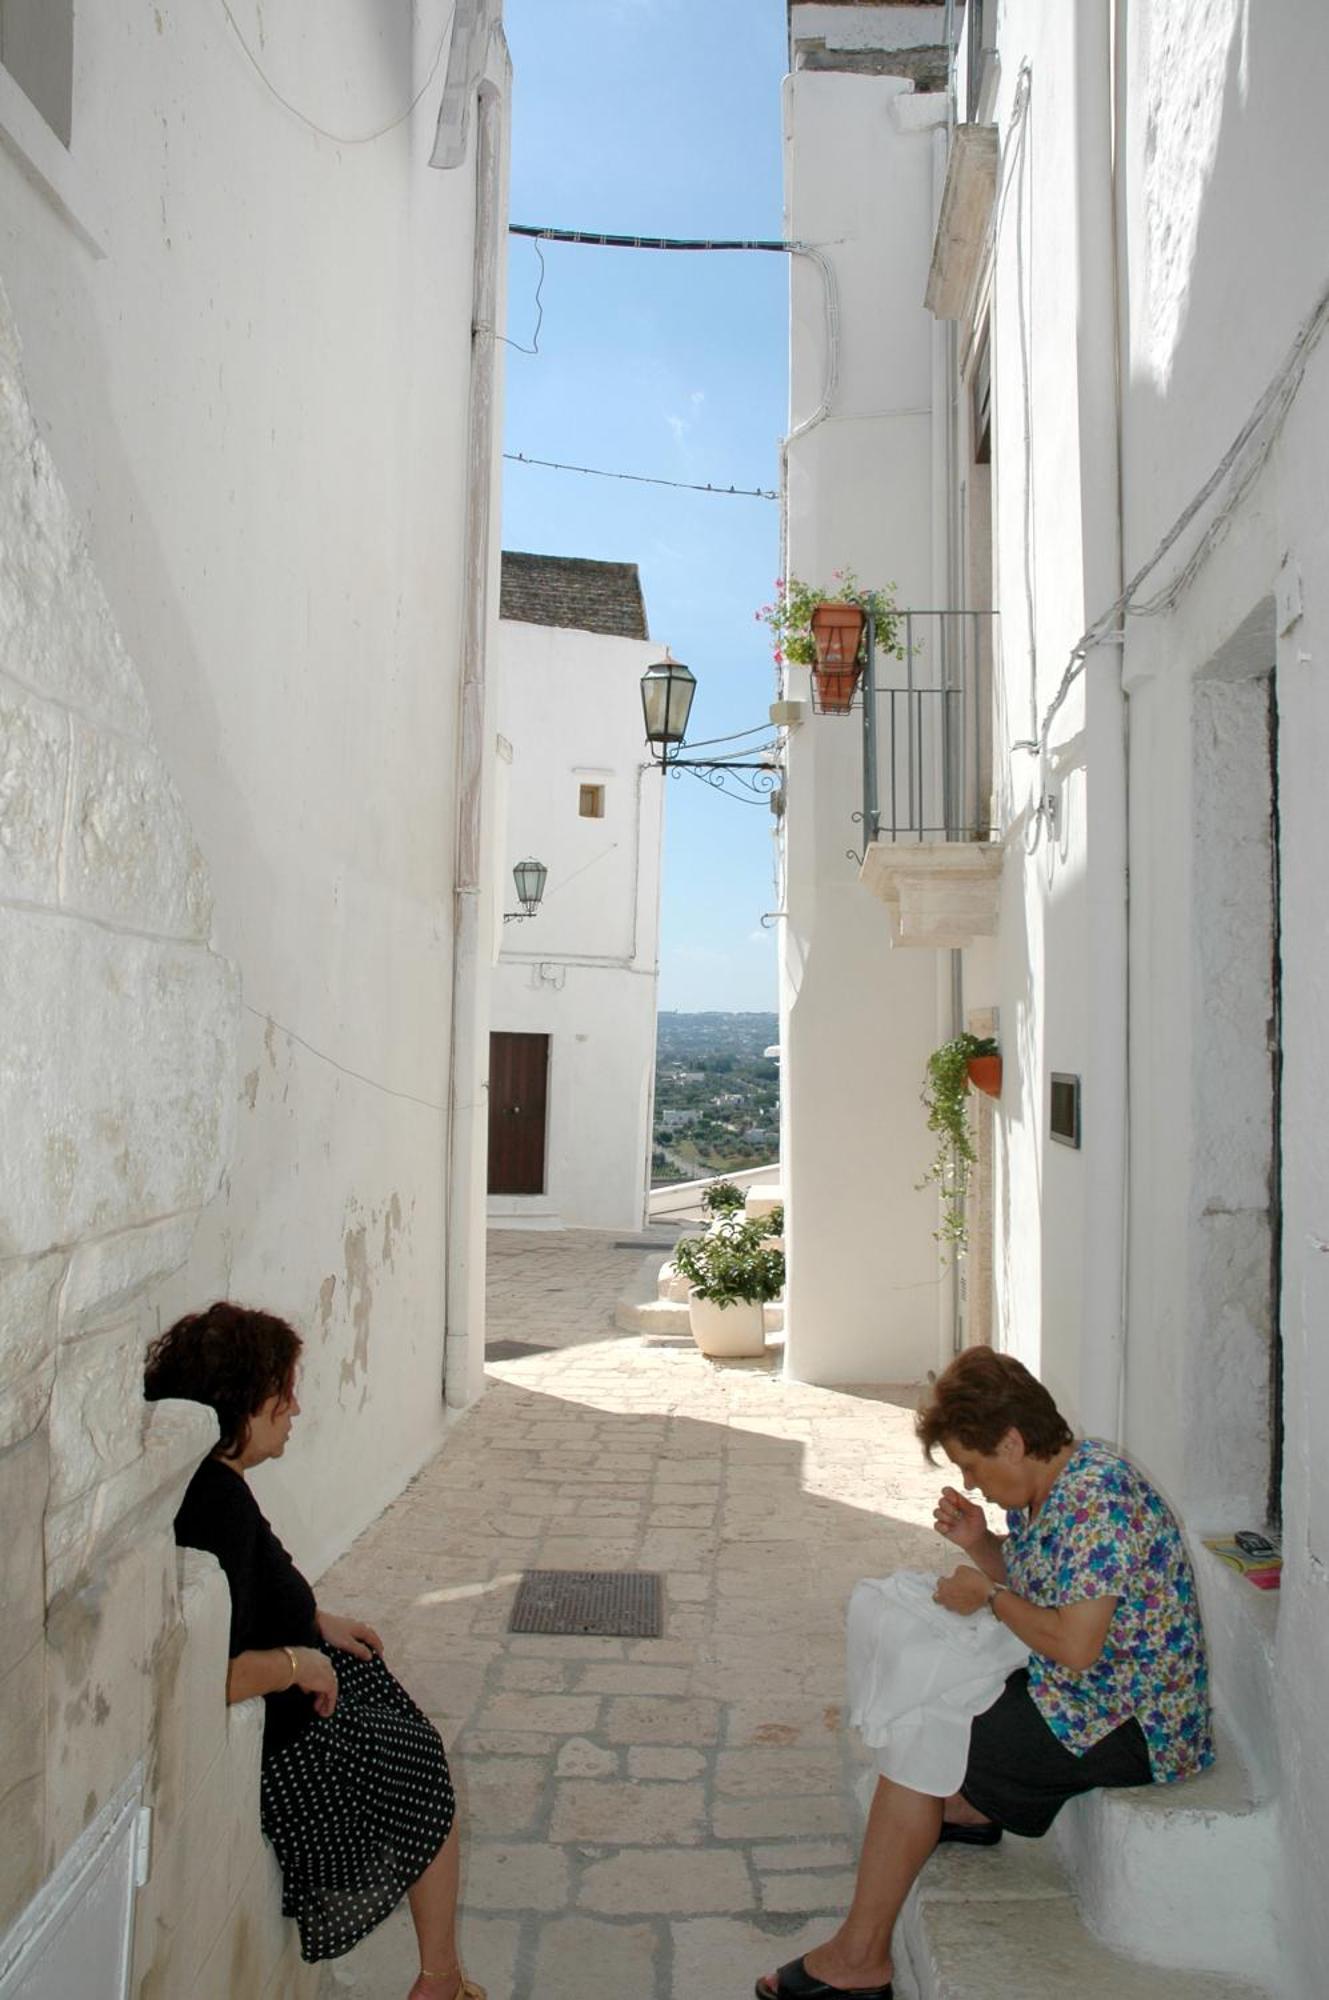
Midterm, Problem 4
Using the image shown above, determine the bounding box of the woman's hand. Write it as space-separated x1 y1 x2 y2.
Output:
933 1485 991 1552
316 1609 384 1661
291 1646 340 1716
933 1566 993 1616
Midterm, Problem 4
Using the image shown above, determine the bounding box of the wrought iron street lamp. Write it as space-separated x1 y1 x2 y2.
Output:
639 654 781 807
503 857 547 923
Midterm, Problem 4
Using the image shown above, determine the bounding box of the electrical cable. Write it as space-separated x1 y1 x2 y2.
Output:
510 225 797 253
503 452 777 501
1015 271 1329 757
217 1 455 146
496 240 546 355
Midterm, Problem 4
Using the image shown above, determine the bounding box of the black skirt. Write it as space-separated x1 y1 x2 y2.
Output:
959 1667 1152 1838
259 1646 456 1962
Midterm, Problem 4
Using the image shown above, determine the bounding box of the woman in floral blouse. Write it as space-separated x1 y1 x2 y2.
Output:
755 1348 1213 2000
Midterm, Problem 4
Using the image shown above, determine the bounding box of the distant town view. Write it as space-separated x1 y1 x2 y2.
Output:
651 1012 780 1186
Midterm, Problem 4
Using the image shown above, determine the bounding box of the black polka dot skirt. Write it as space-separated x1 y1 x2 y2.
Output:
259 1646 456 1963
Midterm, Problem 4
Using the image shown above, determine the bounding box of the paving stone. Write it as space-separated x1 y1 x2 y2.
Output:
576 1663 692 1696
670 1915 833 1998
496 1658 571 1692
579 1846 753 1915
628 1746 708 1782
550 1779 706 1845
725 1700 845 1746
604 1696 721 1745
530 1914 661 2000
711 1796 853 1841
716 1748 846 1798
752 1840 856 1872
555 1736 619 1778
463 1841 571 1912
473 1692 603 1736
459 1755 548 1836
759 1869 859 1913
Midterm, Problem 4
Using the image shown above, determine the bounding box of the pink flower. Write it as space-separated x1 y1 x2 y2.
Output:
773 649 783 665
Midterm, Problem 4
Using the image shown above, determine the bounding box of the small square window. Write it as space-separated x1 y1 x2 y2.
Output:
1050 1073 1081 1148
578 784 605 820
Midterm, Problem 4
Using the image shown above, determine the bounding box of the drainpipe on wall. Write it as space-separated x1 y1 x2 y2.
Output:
444 68 506 1410
1072 0 1130 1440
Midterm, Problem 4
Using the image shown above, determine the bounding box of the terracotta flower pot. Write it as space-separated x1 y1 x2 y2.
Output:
967 1054 1003 1098
809 602 866 667
809 661 862 715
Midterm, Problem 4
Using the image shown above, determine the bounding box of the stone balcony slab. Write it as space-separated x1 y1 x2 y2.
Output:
859 839 1002 947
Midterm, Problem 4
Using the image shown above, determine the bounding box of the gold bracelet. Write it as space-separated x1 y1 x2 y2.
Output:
284 1647 299 1687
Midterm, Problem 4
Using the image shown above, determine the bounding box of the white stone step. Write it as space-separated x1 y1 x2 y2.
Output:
900 1840 1271 1999
1052 1726 1279 1989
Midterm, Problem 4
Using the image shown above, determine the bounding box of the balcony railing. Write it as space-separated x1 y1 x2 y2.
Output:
859 609 996 847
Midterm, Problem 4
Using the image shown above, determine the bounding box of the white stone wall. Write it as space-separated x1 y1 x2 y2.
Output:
0 274 306 1989
1 0 508 1986
780 37 953 1384
491 618 664 1232
0 0 507 1579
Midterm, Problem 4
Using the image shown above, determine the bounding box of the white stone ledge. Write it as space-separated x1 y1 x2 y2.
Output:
859 839 1003 947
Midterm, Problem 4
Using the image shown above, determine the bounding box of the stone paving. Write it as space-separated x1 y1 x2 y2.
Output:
322 1229 953 2000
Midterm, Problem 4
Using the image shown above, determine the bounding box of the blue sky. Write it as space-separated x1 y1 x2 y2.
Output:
500 0 789 1013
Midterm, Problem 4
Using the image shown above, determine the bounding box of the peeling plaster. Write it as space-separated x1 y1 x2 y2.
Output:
338 1222 372 1391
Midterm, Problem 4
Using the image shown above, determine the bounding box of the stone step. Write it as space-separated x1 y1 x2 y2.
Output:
613 1252 785 1343
1052 1726 1279 1989
900 1840 1271 1999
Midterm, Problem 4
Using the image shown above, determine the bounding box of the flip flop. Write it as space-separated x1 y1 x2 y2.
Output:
754 1956 894 1999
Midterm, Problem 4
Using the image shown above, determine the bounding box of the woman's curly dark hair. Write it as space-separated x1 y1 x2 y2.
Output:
144 1301 303 1457
916 1347 1074 1464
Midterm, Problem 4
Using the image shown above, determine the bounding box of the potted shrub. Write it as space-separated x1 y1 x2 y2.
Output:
757 571 903 714
671 1218 785 1358
918 1034 999 1251
701 1179 746 1221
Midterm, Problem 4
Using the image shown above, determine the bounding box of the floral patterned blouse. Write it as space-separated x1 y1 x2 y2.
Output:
1003 1438 1214 1782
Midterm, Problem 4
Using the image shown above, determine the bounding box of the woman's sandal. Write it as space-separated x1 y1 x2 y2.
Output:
755 1956 893 1998
417 1975 487 2000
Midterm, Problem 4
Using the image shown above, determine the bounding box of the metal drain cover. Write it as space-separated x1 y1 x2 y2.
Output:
509 1569 663 1639
485 1340 552 1362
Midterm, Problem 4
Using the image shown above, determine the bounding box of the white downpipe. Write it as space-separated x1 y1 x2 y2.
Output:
444 76 505 1410
1072 0 1129 1440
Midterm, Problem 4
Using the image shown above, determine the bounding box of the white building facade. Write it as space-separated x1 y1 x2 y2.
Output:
490 553 665 1234
780 0 1329 1988
0 3 509 1990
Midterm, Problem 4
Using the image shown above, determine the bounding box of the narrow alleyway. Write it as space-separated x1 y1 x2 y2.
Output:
320 1229 947 1998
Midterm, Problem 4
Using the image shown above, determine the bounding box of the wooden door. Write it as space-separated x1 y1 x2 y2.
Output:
487 1032 550 1194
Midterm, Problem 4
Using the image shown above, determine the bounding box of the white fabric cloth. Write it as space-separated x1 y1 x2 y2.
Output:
846 1571 1030 1796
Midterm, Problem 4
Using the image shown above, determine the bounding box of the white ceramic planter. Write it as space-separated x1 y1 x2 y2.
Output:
686 1291 767 1358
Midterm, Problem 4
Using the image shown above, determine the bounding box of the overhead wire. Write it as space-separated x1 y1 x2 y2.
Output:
217 1 456 146
503 452 777 501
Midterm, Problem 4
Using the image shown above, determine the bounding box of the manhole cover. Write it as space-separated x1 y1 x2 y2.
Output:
509 1569 663 1639
485 1340 552 1362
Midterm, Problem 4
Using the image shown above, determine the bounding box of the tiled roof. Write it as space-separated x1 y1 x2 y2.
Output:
500 551 649 640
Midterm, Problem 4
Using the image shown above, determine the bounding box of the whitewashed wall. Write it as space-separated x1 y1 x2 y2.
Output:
0 0 507 1987
0 0 507 1580
491 618 664 1232
975 1 1329 1987
780 27 951 1384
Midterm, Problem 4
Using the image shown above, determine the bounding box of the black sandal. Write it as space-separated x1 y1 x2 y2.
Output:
755 1956 893 1999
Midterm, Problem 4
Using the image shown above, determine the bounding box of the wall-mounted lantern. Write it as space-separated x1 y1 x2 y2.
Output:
639 654 780 806
503 858 547 924
640 651 697 760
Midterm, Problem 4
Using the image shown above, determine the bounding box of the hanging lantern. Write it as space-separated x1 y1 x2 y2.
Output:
512 858 547 917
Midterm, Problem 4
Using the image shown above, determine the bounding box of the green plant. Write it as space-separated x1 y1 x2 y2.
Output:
757 570 903 668
701 1179 745 1218
672 1217 785 1306
918 1034 999 1251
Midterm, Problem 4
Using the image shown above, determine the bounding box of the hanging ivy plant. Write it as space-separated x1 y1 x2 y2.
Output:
918 1034 999 1252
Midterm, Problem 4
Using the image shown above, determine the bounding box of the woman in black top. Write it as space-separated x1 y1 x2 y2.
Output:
146 1301 483 2000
